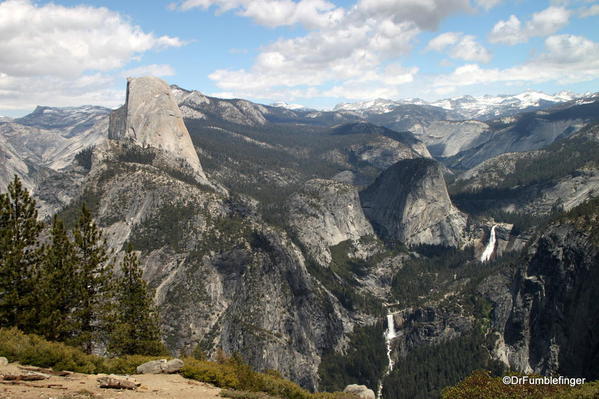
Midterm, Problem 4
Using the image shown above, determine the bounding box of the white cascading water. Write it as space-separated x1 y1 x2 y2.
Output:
377 313 397 399
480 225 497 262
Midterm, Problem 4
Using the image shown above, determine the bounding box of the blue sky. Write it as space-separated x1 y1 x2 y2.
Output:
0 0 598 116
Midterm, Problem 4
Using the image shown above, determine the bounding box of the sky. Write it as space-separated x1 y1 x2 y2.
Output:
0 0 598 116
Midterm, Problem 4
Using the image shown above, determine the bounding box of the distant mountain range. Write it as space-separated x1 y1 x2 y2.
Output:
325 90 596 121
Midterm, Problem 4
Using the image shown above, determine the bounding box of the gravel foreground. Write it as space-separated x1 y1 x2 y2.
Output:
0 362 222 399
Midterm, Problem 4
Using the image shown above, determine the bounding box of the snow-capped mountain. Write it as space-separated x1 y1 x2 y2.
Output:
333 98 427 114
270 101 314 111
429 90 583 120
333 90 588 121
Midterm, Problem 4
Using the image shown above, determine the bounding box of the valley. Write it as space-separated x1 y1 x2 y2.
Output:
1 77 599 399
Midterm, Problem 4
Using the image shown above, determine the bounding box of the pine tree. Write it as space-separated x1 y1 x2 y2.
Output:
0 175 43 330
108 243 165 356
34 216 79 342
71 204 113 353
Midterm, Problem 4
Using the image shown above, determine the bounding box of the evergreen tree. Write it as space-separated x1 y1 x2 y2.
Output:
35 216 79 342
71 204 113 353
108 243 165 356
0 175 43 330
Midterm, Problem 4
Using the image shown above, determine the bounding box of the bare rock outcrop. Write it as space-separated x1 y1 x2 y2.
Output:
287 179 375 265
109 77 208 184
480 217 599 379
344 384 375 399
360 158 466 247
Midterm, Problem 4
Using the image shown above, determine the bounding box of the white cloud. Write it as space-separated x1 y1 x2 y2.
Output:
202 0 475 101
540 34 598 65
169 0 344 29
475 0 503 10
488 15 523 45
489 6 571 44
0 0 183 112
580 4 599 17
528 6 571 35
451 36 492 63
427 32 461 51
208 17 420 96
435 34 599 88
0 0 183 78
122 64 176 77
427 32 491 63
356 0 471 30
0 73 124 111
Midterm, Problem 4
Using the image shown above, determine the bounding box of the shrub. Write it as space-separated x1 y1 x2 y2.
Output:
101 354 165 375
181 358 240 388
221 390 279 399
0 328 163 374
0 327 101 373
0 327 357 399
182 356 357 399
441 370 599 399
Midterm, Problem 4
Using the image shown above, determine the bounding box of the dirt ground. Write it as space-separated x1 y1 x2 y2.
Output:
0 362 222 399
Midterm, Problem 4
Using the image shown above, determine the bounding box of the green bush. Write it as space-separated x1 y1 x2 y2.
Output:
0 327 101 373
101 354 165 375
0 327 163 374
181 358 240 388
221 390 280 399
182 356 357 399
0 327 356 399
441 370 599 399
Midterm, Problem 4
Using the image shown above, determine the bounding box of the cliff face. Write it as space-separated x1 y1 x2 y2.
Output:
360 158 466 247
287 179 375 265
481 214 599 379
63 78 354 389
70 143 352 390
109 77 208 184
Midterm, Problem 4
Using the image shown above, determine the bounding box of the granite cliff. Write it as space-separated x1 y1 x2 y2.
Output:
109 77 208 184
360 158 466 247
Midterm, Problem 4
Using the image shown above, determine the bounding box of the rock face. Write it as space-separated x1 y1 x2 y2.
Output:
360 158 466 247
65 146 351 390
109 77 208 184
390 307 472 359
344 384 376 399
451 122 599 217
445 101 599 169
423 120 491 158
287 179 375 265
481 218 599 379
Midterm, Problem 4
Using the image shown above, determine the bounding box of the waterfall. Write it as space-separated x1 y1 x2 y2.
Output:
386 314 396 340
377 313 396 399
480 225 497 263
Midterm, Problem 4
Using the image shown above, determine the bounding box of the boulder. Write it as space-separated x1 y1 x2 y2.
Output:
344 384 375 399
0 357 8 366
136 359 165 374
163 358 184 373
136 358 184 374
